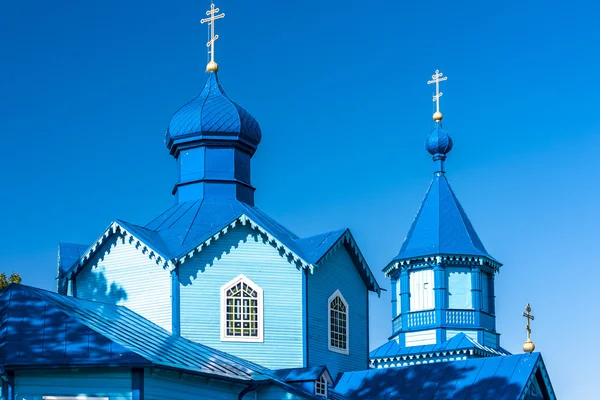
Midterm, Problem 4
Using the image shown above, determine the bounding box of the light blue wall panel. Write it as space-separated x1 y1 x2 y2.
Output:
144 370 244 400
255 386 310 400
405 329 437 346
483 330 498 348
14 369 132 400
76 234 172 331
307 245 368 378
179 224 304 370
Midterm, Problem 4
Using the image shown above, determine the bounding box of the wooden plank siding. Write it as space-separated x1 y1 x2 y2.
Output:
179 224 304 370
14 369 132 400
75 234 172 332
144 370 246 400
306 246 369 378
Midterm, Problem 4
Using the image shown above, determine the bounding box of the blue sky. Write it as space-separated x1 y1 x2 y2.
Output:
1 0 598 397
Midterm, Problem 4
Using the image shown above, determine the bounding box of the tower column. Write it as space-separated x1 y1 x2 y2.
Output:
433 264 447 342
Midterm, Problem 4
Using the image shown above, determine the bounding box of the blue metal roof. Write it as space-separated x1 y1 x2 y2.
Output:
332 353 554 399
166 72 261 154
60 199 380 293
0 284 270 381
370 333 509 360
268 365 330 382
393 173 497 263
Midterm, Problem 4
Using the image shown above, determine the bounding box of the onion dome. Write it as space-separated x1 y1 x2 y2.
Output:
426 122 453 157
165 71 262 155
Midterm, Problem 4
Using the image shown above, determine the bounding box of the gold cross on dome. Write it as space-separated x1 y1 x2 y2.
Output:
201 3 225 71
522 303 535 337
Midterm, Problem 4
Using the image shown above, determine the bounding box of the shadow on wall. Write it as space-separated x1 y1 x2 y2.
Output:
336 363 525 399
76 240 128 305
179 227 297 287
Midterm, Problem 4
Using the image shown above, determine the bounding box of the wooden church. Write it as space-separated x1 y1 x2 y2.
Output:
0 3 556 399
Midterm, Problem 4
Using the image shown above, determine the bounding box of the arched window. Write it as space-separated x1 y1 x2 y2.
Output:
220 275 263 342
328 289 349 354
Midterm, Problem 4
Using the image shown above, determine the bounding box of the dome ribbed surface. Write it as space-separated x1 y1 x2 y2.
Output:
426 122 453 156
166 72 261 149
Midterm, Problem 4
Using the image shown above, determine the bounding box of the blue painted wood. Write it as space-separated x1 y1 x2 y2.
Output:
179 224 304 370
171 270 180 335
132 368 144 400
1 371 14 400
255 386 308 400
75 234 173 332
14 369 133 400
144 370 245 400
302 268 308 368
306 244 369 378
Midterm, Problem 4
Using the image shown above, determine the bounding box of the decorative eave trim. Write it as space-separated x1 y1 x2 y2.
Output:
61 221 176 282
176 214 313 272
315 230 381 295
383 254 502 278
369 346 505 367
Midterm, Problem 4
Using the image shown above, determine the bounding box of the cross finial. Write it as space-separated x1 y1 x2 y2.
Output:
522 303 536 353
201 3 225 72
427 69 448 122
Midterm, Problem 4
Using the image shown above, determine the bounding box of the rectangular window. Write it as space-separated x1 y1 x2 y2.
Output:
448 268 472 309
409 269 435 311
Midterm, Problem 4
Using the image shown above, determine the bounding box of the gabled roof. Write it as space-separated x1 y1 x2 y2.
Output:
268 365 332 383
332 353 556 399
58 242 89 276
60 199 380 294
370 333 509 363
392 173 498 264
0 284 268 381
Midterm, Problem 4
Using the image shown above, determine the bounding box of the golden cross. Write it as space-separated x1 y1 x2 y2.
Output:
522 303 535 339
427 70 448 114
201 3 225 67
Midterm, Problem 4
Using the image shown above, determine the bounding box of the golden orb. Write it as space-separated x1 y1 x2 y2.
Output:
433 111 443 122
206 60 219 72
522 338 535 353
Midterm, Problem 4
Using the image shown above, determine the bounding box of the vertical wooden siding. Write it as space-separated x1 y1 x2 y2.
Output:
75 234 172 332
307 246 369 378
409 269 435 311
144 370 245 400
179 224 304 370
14 369 132 400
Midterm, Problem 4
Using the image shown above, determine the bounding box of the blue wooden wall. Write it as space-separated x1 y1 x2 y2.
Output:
306 245 369 378
178 224 304 370
14 369 132 400
75 234 173 331
144 370 245 400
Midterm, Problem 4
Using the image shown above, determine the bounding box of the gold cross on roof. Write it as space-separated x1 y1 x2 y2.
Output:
522 303 536 353
201 3 225 72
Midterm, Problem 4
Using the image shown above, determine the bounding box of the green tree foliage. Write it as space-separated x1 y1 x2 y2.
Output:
0 272 22 290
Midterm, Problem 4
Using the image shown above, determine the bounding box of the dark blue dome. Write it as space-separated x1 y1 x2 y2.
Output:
166 72 262 153
426 122 453 156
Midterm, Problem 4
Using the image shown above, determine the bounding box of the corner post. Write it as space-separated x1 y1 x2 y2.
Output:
171 269 181 335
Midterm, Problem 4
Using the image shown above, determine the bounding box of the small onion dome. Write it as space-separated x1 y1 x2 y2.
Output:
165 71 262 154
426 122 453 157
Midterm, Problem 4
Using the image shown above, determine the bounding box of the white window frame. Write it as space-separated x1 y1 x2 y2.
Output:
220 274 264 342
328 289 349 355
315 374 328 397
